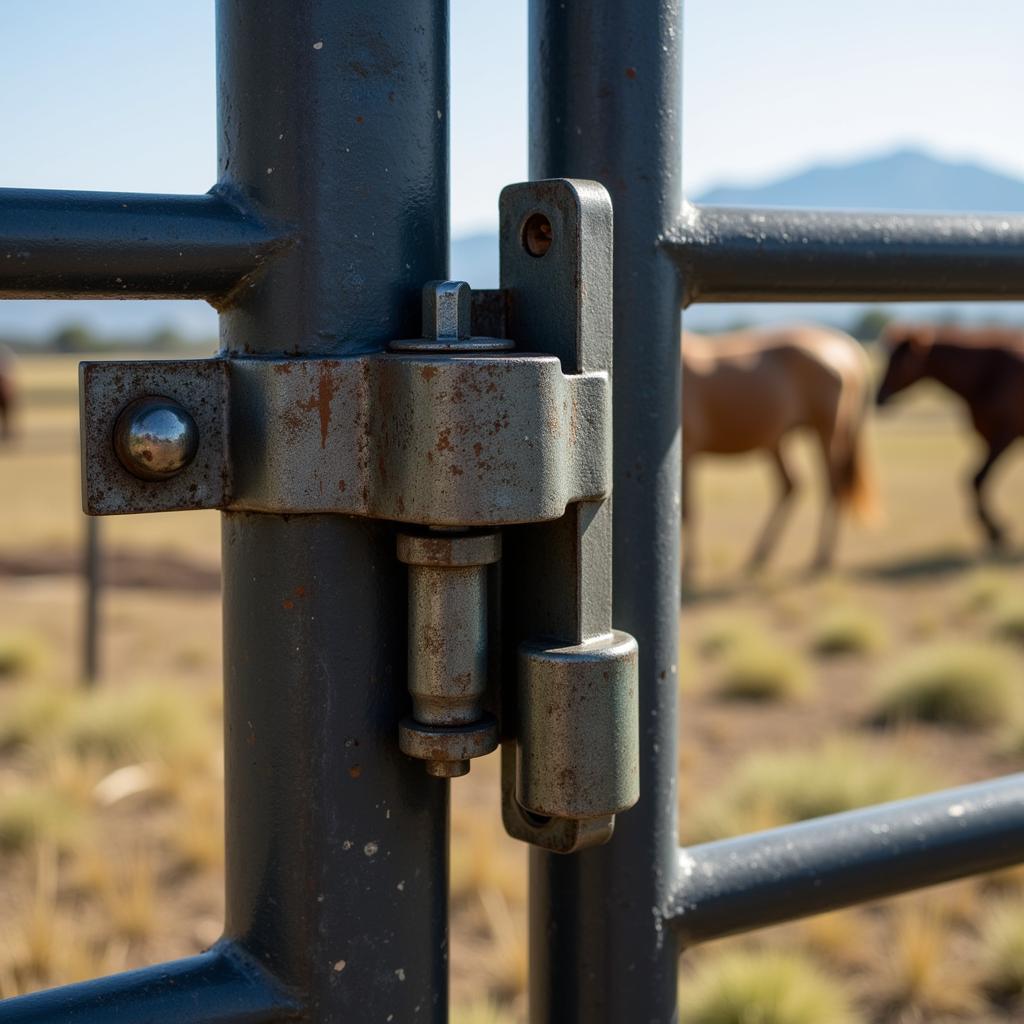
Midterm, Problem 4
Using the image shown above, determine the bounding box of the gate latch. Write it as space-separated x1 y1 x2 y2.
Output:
79 178 639 853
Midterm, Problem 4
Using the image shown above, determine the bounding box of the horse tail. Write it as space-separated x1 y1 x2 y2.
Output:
833 350 881 524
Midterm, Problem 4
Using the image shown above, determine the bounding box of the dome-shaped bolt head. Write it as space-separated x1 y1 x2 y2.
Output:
113 396 199 481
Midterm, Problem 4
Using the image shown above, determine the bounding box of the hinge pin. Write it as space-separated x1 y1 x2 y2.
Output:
397 532 500 777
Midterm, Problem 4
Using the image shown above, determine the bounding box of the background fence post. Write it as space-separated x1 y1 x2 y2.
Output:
528 1 685 1020
81 515 100 686
216 2 451 1019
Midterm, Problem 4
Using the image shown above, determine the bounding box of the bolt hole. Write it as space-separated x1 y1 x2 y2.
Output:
522 212 553 257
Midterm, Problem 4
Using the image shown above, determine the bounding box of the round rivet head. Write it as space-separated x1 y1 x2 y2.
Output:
113 396 199 481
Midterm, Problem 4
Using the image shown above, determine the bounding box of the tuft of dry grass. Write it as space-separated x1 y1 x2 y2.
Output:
66 683 209 768
710 633 811 703
980 896 1024 1000
810 605 885 657
170 775 225 873
451 1002 517 1024
0 785 82 853
451 811 526 909
872 901 982 1019
0 633 45 681
681 948 863 1024
0 685 74 750
960 568 1014 615
871 641 1017 729
101 847 159 942
684 739 935 843
990 595 1024 645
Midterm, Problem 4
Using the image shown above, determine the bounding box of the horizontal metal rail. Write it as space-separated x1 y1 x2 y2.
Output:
667 202 1024 305
0 943 298 1024
670 773 1024 946
0 188 288 302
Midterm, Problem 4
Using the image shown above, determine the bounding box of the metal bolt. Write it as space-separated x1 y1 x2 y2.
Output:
113 396 199 481
389 281 513 353
422 279 472 341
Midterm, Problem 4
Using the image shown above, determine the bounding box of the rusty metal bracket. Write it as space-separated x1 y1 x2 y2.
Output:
78 178 639 854
80 351 609 526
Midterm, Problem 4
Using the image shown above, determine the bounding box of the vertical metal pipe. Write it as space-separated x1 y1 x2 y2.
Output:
528 2 683 1021
217 3 450 1020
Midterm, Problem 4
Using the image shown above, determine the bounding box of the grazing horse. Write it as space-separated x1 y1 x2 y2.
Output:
682 325 876 578
0 344 14 442
876 323 1024 549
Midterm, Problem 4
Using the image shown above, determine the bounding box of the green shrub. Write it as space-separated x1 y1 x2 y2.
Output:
685 739 934 843
681 949 863 1024
871 642 1016 729
810 606 885 657
712 636 811 702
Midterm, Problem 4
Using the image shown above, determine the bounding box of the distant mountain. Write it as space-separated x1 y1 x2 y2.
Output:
453 147 1024 331
697 147 1024 213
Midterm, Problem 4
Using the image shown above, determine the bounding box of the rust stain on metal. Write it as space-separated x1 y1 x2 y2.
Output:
297 362 342 449
625 66 637 80
348 764 362 779
420 365 438 381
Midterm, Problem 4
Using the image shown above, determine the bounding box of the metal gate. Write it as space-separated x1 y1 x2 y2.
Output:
2 2 1024 1022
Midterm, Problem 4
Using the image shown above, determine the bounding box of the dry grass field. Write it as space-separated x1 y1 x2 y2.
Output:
2 349 1024 1022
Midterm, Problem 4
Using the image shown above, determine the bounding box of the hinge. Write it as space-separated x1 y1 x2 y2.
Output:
79 178 639 853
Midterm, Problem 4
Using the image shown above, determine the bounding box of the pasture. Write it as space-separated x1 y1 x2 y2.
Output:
2 349 1024 1022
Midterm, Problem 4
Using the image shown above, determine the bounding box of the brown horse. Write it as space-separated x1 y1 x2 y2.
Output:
0 344 15 442
682 325 876 579
877 323 1024 548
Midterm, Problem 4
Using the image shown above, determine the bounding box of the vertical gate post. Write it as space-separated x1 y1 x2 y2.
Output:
217 3 450 1020
528 1 684 1021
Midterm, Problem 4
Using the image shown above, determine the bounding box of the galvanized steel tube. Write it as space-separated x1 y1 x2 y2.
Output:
217 2 450 1020
671 774 1024 946
0 188 283 301
529 1 684 1020
669 202 1024 305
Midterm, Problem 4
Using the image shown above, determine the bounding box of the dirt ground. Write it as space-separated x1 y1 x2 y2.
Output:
2 352 1024 1021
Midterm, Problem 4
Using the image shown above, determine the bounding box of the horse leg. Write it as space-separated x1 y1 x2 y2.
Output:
811 430 842 573
971 437 1013 549
745 446 796 572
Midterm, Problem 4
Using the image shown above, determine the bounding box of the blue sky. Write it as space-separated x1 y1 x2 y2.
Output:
3 1 1024 335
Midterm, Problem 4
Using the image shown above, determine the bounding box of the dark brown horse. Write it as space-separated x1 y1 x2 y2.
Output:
0 345 14 442
877 323 1024 548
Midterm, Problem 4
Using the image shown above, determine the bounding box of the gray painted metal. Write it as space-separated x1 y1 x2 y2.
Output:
215 3 450 1021
672 773 1024 946
0 188 284 301
527 1 685 1018
80 352 610 524
497 179 639 856
80 359 229 514
669 202 1024 304
517 630 639 820
0 944 297 1023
